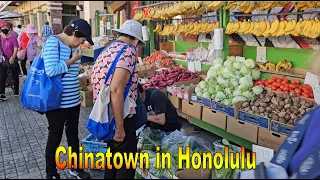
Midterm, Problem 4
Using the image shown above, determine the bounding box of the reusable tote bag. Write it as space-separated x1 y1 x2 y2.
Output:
20 36 64 113
86 44 136 141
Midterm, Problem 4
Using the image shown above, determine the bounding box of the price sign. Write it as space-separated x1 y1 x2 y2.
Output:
236 56 246 63
252 145 274 165
256 46 267 63
188 62 195 73
166 86 173 93
138 57 143 64
194 61 202 72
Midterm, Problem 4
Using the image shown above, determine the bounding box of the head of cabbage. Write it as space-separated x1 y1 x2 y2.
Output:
244 58 255 68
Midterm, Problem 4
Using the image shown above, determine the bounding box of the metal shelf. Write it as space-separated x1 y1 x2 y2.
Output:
229 11 320 17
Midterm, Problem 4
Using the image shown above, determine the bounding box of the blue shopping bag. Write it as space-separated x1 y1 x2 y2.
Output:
20 36 64 113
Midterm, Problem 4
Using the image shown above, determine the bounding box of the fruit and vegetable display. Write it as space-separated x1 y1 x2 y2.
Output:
239 89 316 125
257 60 293 72
226 18 320 39
185 46 210 62
133 1 225 21
138 62 157 72
195 56 263 106
153 21 220 36
253 76 314 99
143 50 175 68
143 68 200 89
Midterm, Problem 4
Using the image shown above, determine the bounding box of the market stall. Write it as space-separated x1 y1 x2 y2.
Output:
133 0 319 159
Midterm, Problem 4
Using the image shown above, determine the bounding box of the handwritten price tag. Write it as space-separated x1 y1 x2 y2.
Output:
252 144 274 165
188 62 195 73
256 46 267 63
236 56 245 63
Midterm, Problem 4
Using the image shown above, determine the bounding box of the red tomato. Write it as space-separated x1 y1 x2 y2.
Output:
276 88 282 92
276 82 282 87
281 81 287 85
280 85 285 90
279 76 285 80
265 82 270 86
309 93 314 98
294 88 301 94
268 85 273 89
276 79 282 83
272 86 277 90
284 91 289 94
297 92 302 96
283 87 289 91
302 92 309 98
271 76 277 80
290 84 297 89
269 79 276 84
272 82 277 86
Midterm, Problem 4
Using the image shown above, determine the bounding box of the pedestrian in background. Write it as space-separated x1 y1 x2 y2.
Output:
13 21 23 36
17 24 44 77
42 18 93 179
0 20 20 98
41 21 53 42
7 22 18 38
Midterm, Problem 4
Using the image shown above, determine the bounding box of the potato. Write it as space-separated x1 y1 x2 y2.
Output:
284 114 290 121
287 120 294 126
279 101 285 107
279 112 286 118
279 118 286 124
264 96 271 103
265 106 272 112
284 98 292 105
260 102 268 107
272 114 279 121
259 107 265 113
284 104 291 109
242 102 250 108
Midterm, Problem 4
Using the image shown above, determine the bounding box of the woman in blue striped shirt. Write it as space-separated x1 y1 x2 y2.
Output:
42 18 93 180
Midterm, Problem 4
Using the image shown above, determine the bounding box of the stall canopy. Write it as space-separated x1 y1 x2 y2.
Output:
0 11 22 19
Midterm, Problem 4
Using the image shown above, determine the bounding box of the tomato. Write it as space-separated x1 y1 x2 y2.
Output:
294 88 301 94
271 76 277 80
269 79 276 84
262 78 266 81
276 82 282 87
297 92 301 96
302 87 312 93
265 82 270 86
276 88 282 92
282 79 289 83
291 80 300 84
309 93 314 98
272 85 277 90
280 85 284 90
290 84 297 89
302 92 309 98
276 79 282 83
283 87 289 91
281 81 287 85
284 91 289 94
279 76 285 80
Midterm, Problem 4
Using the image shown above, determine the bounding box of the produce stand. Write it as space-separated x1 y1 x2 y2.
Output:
134 1 320 157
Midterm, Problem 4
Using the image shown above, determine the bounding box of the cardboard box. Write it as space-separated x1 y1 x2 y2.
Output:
79 76 89 87
80 90 93 107
229 44 243 57
176 109 190 121
190 94 211 108
181 100 202 120
211 100 236 118
227 117 258 144
258 128 287 152
270 120 293 136
202 107 227 130
168 93 182 109
237 110 270 130
160 42 175 52
175 168 212 179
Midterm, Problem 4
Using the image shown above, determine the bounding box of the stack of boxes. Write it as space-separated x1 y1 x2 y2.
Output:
79 64 94 107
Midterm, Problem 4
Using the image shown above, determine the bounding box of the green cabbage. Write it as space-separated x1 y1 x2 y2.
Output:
242 91 254 101
233 89 242 97
251 69 261 80
252 86 264 95
230 77 239 87
239 75 253 88
203 92 211 98
212 57 224 66
232 96 247 104
223 59 233 68
222 99 232 106
244 58 255 68
195 86 203 94
227 56 236 61
240 66 252 76
232 61 243 70
215 91 226 102
199 81 208 89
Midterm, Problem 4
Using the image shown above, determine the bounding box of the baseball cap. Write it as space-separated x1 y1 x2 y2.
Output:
69 18 94 45
0 20 8 28
16 21 21 26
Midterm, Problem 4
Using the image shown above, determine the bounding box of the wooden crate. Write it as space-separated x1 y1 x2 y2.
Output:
159 42 175 52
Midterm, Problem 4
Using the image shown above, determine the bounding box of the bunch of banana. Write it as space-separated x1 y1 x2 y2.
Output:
101 16 108 23
223 1 238 11
132 11 144 22
237 1 256 14
257 62 277 71
295 1 320 11
155 22 220 36
276 59 292 72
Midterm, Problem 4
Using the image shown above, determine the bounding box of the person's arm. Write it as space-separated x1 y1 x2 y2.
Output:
110 68 131 142
42 37 80 77
35 36 44 47
147 113 166 125
17 32 22 49
9 37 19 64
147 94 167 125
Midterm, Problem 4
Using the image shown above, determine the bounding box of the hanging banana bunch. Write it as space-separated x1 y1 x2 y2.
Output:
155 21 220 36
225 17 320 39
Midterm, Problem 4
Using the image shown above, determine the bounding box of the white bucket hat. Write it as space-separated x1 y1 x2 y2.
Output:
112 20 146 47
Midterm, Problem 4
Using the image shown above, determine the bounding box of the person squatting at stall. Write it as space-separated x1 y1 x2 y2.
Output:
138 84 183 132
0 20 20 98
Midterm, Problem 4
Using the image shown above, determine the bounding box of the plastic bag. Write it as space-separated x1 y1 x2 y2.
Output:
137 128 168 152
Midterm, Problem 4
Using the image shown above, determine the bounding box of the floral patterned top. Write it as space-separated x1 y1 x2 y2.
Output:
91 41 138 114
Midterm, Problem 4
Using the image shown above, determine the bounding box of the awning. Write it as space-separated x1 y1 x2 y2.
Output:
0 11 22 19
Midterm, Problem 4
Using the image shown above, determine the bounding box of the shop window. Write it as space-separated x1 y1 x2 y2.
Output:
62 4 78 16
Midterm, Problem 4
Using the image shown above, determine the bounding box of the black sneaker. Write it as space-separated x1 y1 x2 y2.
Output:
14 92 19 97
0 94 7 101
46 174 61 179
69 168 90 179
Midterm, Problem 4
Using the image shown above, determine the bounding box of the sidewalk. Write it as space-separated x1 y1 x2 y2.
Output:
0 78 221 179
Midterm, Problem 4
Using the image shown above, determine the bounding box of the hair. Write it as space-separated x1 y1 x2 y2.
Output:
117 32 136 41
45 21 49 25
17 25 22 28
138 84 144 94
63 25 86 37
7 22 13 29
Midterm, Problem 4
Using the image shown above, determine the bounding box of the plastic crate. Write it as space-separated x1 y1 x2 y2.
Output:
81 134 108 170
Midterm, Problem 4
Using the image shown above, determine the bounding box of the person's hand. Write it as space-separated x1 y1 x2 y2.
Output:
9 57 14 64
18 47 21 51
113 125 125 142
72 49 82 61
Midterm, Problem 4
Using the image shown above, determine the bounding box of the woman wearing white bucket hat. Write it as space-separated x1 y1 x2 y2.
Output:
91 20 145 179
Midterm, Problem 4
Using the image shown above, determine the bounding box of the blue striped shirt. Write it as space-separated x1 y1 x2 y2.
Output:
41 25 53 38
42 36 81 109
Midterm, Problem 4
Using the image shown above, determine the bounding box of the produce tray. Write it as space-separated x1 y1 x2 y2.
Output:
270 120 294 136
211 100 235 118
258 68 307 79
81 134 107 170
237 110 270 130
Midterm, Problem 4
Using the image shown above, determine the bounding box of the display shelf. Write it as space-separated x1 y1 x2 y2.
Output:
190 117 253 150
173 59 212 71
